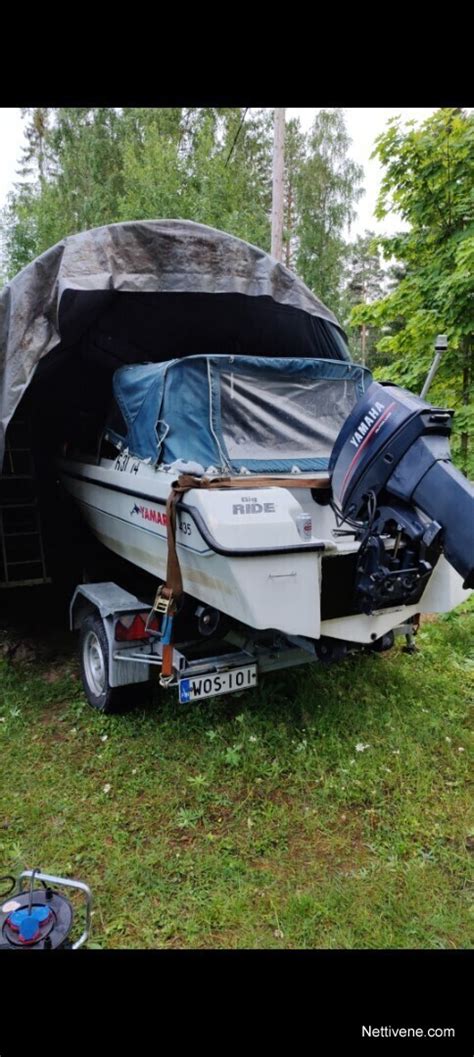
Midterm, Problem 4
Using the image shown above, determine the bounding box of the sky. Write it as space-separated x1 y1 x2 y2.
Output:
0 107 439 238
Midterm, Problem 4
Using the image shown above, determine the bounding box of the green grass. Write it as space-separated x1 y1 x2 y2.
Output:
0 600 473 949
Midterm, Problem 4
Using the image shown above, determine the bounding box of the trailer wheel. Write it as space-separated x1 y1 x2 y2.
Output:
79 614 130 713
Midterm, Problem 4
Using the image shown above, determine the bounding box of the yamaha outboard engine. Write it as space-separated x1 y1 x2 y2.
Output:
0 869 92 949
329 381 474 615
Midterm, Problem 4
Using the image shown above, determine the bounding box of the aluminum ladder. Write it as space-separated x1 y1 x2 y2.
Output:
0 418 50 587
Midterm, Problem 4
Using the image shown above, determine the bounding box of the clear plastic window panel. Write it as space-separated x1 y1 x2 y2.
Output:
220 369 358 461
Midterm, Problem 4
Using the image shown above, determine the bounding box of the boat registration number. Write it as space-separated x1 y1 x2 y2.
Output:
179 664 257 703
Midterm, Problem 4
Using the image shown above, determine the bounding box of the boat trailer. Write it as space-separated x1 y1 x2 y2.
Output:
70 581 416 711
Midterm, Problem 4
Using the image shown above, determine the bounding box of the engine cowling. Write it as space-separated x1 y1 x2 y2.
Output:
329 381 474 613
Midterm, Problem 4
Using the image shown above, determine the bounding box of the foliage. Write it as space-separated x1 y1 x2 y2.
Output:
340 231 387 367
0 107 273 276
0 108 363 320
350 109 474 473
293 110 364 316
18 107 54 184
0 597 472 949
117 107 273 250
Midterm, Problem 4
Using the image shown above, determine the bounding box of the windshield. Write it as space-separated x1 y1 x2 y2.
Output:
220 368 359 462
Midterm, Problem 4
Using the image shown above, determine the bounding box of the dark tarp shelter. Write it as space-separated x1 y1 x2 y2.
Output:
0 219 350 466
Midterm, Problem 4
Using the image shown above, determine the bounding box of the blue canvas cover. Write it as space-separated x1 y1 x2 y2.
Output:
106 355 372 473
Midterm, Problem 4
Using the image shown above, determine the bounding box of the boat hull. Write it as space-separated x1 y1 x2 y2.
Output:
58 457 471 643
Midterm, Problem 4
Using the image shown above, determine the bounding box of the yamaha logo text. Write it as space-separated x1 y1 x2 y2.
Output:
349 401 386 448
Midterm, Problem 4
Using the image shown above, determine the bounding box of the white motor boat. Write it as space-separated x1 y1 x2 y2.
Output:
58 353 473 649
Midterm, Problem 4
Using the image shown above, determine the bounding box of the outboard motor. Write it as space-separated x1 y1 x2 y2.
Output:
329 381 474 615
0 869 92 949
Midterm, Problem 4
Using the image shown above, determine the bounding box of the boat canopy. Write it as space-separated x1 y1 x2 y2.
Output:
0 220 351 467
106 356 371 473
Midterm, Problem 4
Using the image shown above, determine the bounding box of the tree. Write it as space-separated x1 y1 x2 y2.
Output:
1 108 128 276
1 108 55 277
282 118 305 269
118 106 273 250
41 107 126 239
341 231 386 367
294 110 364 315
350 108 474 474
17 108 53 186
117 107 190 223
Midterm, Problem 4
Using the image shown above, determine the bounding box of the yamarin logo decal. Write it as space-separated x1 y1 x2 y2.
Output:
130 503 168 526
